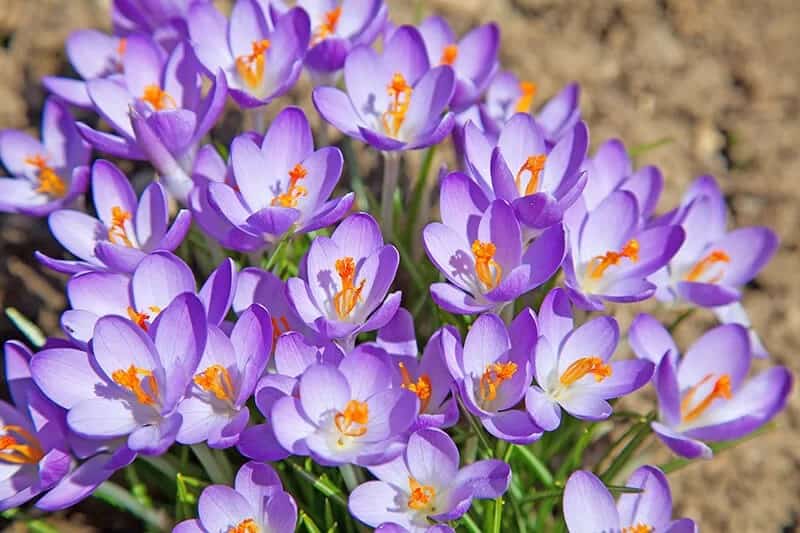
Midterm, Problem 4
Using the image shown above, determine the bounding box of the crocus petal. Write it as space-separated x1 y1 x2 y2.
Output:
563 470 620 533
617 466 673 530
197 485 253 533
405 428 459 488
525 386 562 431
651 422 712 459
628 313 679 365
30 348 103 409
481 409 542 444
68 398 139 438
453 459 510 500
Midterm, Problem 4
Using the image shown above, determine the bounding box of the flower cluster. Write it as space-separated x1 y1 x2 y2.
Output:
0 1 791 532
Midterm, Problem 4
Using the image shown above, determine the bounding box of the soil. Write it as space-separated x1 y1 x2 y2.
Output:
0 0 798 531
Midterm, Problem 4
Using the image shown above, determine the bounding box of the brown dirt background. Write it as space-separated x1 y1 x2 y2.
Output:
0 0 798 531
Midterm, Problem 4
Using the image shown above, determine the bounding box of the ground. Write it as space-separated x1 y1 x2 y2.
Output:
0 0 798 531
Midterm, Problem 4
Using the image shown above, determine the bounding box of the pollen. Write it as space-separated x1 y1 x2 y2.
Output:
0 425 44 465
227 518 259 533
25 154 66 198
684 249 731 283
194 364 236 403
112 365 159 406
381 72 413 138
399 362 433 413
108 206 134 247
334 399 369 438
271 163 308 208
586 239 640 279
515 154 547 196
407 477 436 511
271 315 290 345
480 361 518 402
559 356 612 386
472 240 503 290
117 38 127 56
333 257 366 320
680 374 732 422
312 5 342 44
235 39 271 89
440 44 458 65
622 525 653 533
142 84 177 111
126 305 161 331
515 80 537 113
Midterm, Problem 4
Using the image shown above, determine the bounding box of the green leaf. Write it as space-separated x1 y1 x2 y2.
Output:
5 308 45 347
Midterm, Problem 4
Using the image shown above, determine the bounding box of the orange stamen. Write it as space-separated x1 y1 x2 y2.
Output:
194 364 236 403
472 240 503 290
680 374 732 422
684 250 731 283
440 44 458 66
235 39 271 89
126 305 161 331
586 239 640 279
312 6 343 44
25 154 66 198
271 315 290 345
271 163 308 207
559 356 612 386
333 257 366 320
515 154 546 196
142 84 177 111
622 525 653 533
515 81 537 113
334 399 369 438
112 365 159 406
227 518 259 533
117 38 127 56
407 477 436 511
108 206 134 247
381 72 413 138
0 425 44 465
399 362 432 413
479 362 518 402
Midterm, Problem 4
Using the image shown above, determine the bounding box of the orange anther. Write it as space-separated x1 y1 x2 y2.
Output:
515 81 537 113
333 257 366 320
586 239 640 280
194 364 236 403
408 477 436 510
312 6 343 44
112 365 159 406
684 250 731 283
480 362 518 402
0 425 44 464
680 374 732 422
399 362 432 413
142 84 177 111
108 206 134 247
25 154 66 198
440 44 458 66
235 39 271 89
515 154 546 196
381 72 413 138
227 518 259 533
334 399 369 438
472 240 503 290
559 356 612 386
271 163 308 207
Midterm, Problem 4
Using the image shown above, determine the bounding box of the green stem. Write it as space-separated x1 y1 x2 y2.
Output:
380 152 400 237
556 424 596 481
287 461 349 510
458 398 493 457
513 445 554 487
190 444 231 485
460 512 482 533
264 236 289 271
600 416 654 483
300 511 323 533
668 308 695 333
93 482 168 531
489 497 504 533
593 416 649 474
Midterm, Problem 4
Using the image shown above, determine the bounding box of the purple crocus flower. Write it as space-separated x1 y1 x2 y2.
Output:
237 332 344 462
31 293 207 458
525 289 654 430
0 98 90 216
349 428 510 531
423 171 565 314
477 73 581 146
271 0 388 82
630 318 791 459
191 106 353 251
176 304 272 448
271 347 417 466
375 309 459 429
563 467 697 533
313 25 455 151
111 0 206 50
77 34 227 202
58 251 236 347
650 175 778 308
0 341 71 511
42 30 127 108
563 191 685 310
442 311 543 443
286 213 401 347
173 461 297 533
418 17 498 112
188 1 309 108
712 302 768 359
37 160 190 275
462 112 588 231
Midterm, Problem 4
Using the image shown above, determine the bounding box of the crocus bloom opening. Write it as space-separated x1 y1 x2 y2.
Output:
349 428 510 531
0 98 90 216
563 467 697 533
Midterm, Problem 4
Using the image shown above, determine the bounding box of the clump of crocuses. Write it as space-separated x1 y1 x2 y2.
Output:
0 0 790 531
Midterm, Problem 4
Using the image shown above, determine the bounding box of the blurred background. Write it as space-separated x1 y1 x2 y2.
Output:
0 0 798 531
